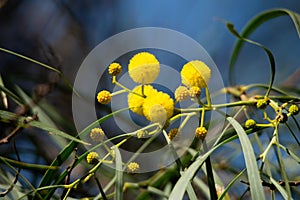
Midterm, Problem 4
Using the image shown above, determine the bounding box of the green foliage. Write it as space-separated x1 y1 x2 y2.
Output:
0 8 300 200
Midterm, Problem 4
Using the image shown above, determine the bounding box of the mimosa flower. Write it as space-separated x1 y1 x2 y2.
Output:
108 62 122 76
90 128 105 142
127 162 140 173
195 126 207 140
128 85 157 115
128 52 160 84
97 90 112 104
245 119 256 129
168 128 179 140
86 152 99 164
174 86 190 102
189 86 201 98
289 104 299 115
142 91 174 124
181 60 211 88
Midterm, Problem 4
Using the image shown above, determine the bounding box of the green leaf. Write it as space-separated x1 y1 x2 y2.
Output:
218 168 246 200
0 74 8 109
38 108 129 200
169 143 221 199
0 110 89 145
229 8 300 86
0 47 79 95
114 146 123 200
226 117 265 200
227 22 275 97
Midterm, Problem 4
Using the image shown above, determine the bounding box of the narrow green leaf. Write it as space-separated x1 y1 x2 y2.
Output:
169 143 220 199
218 168 246 200
269 176 289 199
0 74 8 109
38 108 128 200
227 23 275 97
0 110 89 145
0 47 79 96
114 146 123 200
226 117 265 200
229 8 300 86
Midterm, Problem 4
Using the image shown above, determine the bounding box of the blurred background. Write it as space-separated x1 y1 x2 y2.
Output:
0 0 299 199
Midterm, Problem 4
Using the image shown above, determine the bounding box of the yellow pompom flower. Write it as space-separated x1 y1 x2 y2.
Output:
168 128 180 140
143 91 174 123
90 128 105 142
175 86 190 102
97 90 112 104
189 86 201 98
86 152 99 164
195 126 207 140
127 162 140 173
128 52 160 84
128 85 157 115
181 60 211 88
108 62 122 76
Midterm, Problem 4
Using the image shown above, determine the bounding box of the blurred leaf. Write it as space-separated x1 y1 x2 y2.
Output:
0 85 23 105
229 8 300 86
39 108 129 200
227 22 275 97
269 176 289 199
169 143 221 199
114 146 123 200
218 168 246 200
0 74 8 109
0 110 89 145
0 156 58 170
0 47 78 95
226 116 265 200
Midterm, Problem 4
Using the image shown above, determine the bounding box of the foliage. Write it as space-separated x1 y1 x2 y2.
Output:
0 8 300 200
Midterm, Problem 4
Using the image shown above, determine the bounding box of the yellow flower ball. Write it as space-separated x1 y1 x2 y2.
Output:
86 152 99 164
90 128 105 142
174 86 190 102
127 162 140 173
97 90 111 104
108 62 122 76
189 86 201 98
181 60 211 88
128 85 157 115
195 126 207 140
143 91 174 123
128 52 160 84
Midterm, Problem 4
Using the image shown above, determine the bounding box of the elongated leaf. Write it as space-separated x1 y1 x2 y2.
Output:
218 169 246 200
226 117 265 200
0 110 89 145
0 47 78 95
229 8 300 86
0 74 8 109
169 143 220 199
227 23 275 97
270 176 289 199
114 146 123 200
39 108 129 200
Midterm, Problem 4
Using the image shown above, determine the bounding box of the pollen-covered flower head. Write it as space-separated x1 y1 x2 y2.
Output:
143 91 174 124
189 86 201 98
128 85 157 115
97 90 112 104
195 126 207 140
128 52 160 84
86 152 99 164
174 86 190 102
108 62 122 76
127 162 140 173
90 128 105 142
181 60 211 88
